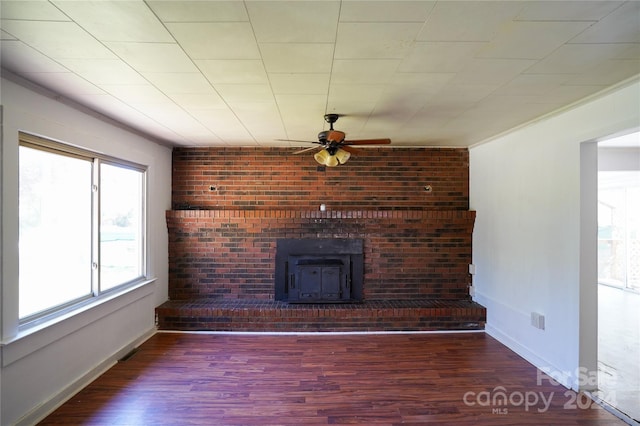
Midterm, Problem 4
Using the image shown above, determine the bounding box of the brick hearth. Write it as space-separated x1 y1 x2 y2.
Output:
156 299 486 332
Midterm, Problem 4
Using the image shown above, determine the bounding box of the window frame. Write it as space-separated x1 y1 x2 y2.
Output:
18 132 148 325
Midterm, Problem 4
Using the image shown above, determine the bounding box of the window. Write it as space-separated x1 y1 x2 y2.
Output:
19 133 147 321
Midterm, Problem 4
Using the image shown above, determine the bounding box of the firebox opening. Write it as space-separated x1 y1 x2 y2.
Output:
275 238 363 303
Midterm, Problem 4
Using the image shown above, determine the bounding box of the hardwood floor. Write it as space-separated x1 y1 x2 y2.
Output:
40 332 624 425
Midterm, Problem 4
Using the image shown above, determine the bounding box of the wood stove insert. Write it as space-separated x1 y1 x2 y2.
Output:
275 238 363 303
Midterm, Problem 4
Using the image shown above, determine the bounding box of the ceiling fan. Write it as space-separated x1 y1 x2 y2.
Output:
291 114 391 167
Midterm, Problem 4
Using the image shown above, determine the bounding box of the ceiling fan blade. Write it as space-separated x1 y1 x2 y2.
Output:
344 138 391 145
292 146 321 155
339 145 361 155
276 138 322 144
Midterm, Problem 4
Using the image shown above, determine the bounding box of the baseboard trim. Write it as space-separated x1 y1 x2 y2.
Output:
16 327 157 426
157 329 486 336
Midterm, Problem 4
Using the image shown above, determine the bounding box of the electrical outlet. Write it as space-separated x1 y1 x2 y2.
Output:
531 312 545 330
469 264 476 274
469 285 475 297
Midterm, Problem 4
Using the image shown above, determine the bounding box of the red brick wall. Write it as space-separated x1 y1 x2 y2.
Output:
172 147 469 210
167 210 475 301
168 147 474 302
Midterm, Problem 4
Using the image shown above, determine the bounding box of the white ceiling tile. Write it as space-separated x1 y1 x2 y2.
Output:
231 102 287 139
106 42 199 73
325 101 378 121
1 30 16 40
516 1 624 21
23 72 105 96
72 92 188 144
1 0 70 21
247 1 340 43
398 42 484 73
613 44 640 60
331 59 400 84
167 22 260 59
147 111 227 145
409 101 468 123
542 84 610 105
0 40 68 73
477 21 592 59
260 43 334 73
564 60 640 86
0 20 115 59
174 132 224 146
339 1 434 22
59 59 147 85
327 86 387 119
147 1 248 22
143 72 216 94
269 73 330 95
137 103 204 127
370 88 436 121
52 1 173 42
101 84 173 105
417 1 522 42
452 58 537 86
335 23 423 59
494 74 575 96
275 94 327 115
431 84 498 104
569 2 640 43
525 44 634 74
216 84 274 103
390 72 456 92
329 84 387 105
197 60 268 84
168 92 227 111
276 95 327 138
189 108 254 142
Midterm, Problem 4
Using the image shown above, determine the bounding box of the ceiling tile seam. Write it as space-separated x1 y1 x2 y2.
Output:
1 69 184 147
469 74 640 149
97 40 229 145
561 1 633 46
411 1 438 45
322 0 344 129
566 42 640 45
512 19 601 23
241 1 288 145
0 27 116 98
142 0 251 146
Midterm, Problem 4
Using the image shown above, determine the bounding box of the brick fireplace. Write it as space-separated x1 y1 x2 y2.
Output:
156 147 486 331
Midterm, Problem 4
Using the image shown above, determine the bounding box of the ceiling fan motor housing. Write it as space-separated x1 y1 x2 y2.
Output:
318 130 346 144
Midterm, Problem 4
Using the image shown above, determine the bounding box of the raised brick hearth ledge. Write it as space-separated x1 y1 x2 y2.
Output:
156 299 486 332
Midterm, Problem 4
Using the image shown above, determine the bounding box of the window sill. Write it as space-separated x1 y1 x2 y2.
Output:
1 278 156 366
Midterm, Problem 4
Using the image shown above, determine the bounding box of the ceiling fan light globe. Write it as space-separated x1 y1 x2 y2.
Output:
314 149 331 165
325 154 339 167
335 148 351 164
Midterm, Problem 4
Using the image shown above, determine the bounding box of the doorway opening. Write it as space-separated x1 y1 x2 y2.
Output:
596 131 640 422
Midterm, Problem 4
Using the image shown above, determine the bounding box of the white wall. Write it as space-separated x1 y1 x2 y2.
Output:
0 76 172 425
470 79 640 390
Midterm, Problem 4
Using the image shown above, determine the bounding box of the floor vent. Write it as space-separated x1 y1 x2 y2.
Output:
118 347 139 362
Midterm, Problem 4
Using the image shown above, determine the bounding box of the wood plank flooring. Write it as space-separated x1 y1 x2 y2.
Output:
40 332 624 425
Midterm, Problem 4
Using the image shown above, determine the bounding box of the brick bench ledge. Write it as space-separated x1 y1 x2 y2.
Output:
156 299 486 332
